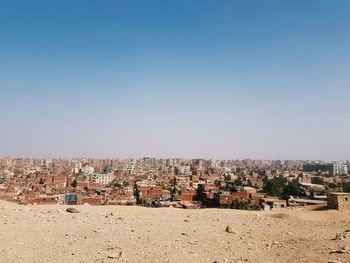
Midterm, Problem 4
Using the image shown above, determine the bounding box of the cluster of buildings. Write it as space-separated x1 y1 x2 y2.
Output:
0 157 349 210
303 163 348 176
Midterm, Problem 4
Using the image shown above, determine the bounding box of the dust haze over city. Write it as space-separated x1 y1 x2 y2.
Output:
1 1 350 263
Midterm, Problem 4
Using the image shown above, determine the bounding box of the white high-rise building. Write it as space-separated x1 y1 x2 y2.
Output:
91 173 114 184
333 164 348 175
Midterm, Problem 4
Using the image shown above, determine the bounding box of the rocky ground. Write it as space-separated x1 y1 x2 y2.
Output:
1 200 350 263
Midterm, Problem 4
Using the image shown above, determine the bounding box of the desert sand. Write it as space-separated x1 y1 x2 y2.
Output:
0 200 349 263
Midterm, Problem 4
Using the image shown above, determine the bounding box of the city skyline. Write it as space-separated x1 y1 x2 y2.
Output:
0 155 349 163
1 0 350 160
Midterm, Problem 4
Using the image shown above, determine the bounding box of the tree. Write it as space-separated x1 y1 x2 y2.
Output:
328 182 337 189
342 184 350 193
71 179 77 188
215 180 226 190
263 177 285 197
282 180 305 200
247 179 252 187
234 178 243 186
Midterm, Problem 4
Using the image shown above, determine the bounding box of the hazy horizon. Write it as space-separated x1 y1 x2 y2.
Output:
1 1 350 160
1 155 349 163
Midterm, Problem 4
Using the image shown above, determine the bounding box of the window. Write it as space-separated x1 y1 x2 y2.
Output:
345 197 349 202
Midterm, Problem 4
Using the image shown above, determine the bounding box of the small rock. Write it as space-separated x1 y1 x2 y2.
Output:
108 251 122 259
105 212 114 218
342 246 350 251
334 230 350 240
330 249 347 254
108 253 118 259
66 208 79 213
225 226 236 234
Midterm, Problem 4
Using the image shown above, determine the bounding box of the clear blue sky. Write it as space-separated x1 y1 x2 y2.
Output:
0 0 349 160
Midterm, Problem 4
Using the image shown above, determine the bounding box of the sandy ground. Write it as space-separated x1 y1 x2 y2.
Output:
1 201 350 263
